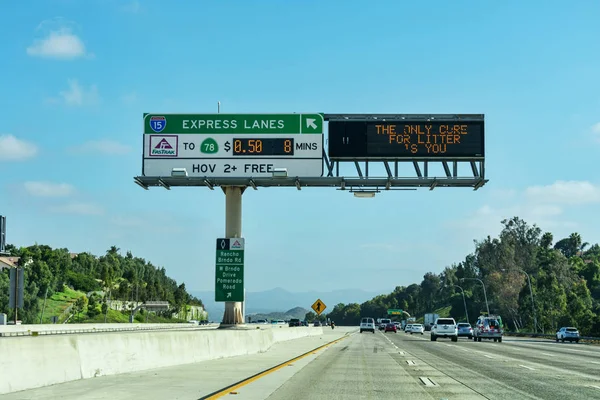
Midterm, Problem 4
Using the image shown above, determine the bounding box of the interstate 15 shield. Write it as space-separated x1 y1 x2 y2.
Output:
150 116 167 133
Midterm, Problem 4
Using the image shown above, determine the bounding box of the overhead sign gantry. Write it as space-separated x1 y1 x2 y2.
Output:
134 112 488 326
136 114 487 192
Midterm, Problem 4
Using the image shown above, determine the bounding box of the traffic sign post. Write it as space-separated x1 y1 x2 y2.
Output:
311 298 327 316
215 238 245 302
143 113 324 178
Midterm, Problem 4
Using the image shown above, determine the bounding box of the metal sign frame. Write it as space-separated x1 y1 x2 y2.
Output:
0 215 6 254
134 114 488 192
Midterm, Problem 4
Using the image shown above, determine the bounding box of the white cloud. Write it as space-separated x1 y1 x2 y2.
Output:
68 139 132 155
26 28 90 60
110 216 145 228
121 1 141 13
24 181 75 197
360 243 402 252
0 135 38 161
592 122 600 143
447 181 600 238
109 215 184 234
121 92 137 105
47 79 100 106
525 181 600 205
49 202 104 216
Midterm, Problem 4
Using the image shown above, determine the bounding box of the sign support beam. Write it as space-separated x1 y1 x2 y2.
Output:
220 186 245 326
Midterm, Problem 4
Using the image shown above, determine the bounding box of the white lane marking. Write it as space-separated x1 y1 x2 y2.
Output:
591 361 600 365
541 352 553 357
519 365 535 370
506 341 600 356
445 344 453 347
586 385 600 390
483 355 494 359
419 377 437 387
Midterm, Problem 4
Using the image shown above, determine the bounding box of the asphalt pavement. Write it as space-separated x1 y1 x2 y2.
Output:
262 330 600 400
3 327 600 400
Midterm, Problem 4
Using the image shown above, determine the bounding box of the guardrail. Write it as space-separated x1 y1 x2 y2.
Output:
0 324 218 338
504 331 600 343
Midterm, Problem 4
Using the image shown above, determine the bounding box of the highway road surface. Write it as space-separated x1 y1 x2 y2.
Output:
4 328 600 399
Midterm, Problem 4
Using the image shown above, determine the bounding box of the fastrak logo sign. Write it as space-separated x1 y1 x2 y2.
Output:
149 135 178 157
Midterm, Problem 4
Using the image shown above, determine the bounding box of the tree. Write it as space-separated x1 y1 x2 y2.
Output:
87 294 100 318
74 295 88 321
304 311 316 322
311 217 599 336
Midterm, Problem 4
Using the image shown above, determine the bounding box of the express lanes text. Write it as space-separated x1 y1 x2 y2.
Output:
182 119 284 130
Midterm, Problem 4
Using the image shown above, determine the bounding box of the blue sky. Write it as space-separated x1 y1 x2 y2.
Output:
1 0 599 294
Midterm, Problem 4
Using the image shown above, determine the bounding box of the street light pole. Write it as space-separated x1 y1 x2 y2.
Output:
523 271 538 333
503 268 537 333
453 285 469 323
461 278 490 316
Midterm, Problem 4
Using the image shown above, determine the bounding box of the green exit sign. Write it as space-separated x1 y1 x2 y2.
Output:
215 238 245 302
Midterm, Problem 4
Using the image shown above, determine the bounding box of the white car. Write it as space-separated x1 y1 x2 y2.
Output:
360 317 376 333
409 324 424 335
556 327 580 343
404 324 413 333
430 317 458 342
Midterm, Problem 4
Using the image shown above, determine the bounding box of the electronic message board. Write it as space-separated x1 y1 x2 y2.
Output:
328 116 484 160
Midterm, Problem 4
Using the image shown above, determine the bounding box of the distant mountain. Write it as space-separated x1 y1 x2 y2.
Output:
190 287 382 321
248 307 309 322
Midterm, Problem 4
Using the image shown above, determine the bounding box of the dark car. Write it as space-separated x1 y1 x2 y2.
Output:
289 318 301 327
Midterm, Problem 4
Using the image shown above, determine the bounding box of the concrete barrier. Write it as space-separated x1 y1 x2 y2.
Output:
0 323 207 337
0 326 323 395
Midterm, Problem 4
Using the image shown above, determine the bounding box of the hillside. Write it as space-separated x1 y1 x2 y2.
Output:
0 244 202 324
190 287 382 320
326 217 600 336
248 307 310 321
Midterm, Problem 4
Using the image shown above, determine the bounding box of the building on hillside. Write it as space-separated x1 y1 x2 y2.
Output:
0 256 20 270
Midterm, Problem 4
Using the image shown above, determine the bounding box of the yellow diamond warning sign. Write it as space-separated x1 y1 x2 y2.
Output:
311 298 327 316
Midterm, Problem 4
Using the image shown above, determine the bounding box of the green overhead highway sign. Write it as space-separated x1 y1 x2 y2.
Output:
144 113 324 134
215 238 245 302
387 309 403 316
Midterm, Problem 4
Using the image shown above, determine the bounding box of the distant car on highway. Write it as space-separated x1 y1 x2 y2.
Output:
556 327 580 343
431 317 458 342
378 318 391 331
408 324 424 335
360 317 376 333
289 318 301 327
457 322 473 339
404 324 413 333
384 323 397 333
473 316 503 342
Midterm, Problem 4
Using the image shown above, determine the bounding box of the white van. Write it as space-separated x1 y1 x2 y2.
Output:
360 317 376 333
